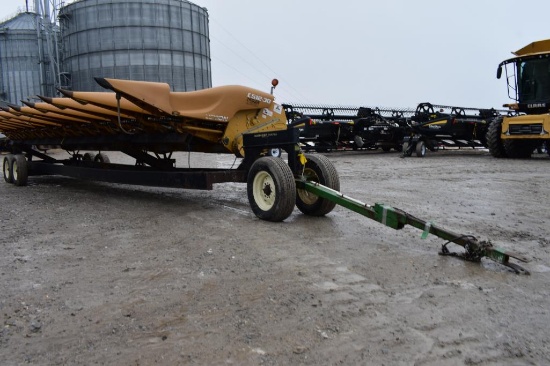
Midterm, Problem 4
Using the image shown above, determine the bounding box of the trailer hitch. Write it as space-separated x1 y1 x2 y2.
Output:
296 179 530 274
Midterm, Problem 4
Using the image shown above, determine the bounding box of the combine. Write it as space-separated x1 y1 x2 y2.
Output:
488 39 550 158
0 78 529 273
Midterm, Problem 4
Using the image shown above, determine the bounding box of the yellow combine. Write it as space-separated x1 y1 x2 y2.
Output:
487 39 550 158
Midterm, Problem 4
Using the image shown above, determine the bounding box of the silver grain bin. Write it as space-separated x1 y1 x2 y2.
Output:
59 0 211 92
0 12 56 104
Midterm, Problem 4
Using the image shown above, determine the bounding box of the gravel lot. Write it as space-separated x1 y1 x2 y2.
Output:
1 148 549 365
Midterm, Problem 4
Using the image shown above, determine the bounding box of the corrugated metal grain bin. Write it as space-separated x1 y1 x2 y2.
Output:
59 0 211 92
0 12 56 104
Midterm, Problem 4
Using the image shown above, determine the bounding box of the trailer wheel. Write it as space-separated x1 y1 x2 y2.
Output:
12 154 28 186
3 154 14 183
402 142 412 157
296 154 340 216
94 153 110 163
416 141 426 157
486 117 507 158
83 152 95 161
247 157 296 222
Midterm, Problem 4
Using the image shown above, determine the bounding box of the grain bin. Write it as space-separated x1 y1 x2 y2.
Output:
0 12 56 104
58 0 211 92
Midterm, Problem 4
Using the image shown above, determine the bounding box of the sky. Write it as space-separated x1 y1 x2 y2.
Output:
1 0 550 109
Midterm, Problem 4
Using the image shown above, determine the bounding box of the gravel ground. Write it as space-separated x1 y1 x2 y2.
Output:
1 148 549 365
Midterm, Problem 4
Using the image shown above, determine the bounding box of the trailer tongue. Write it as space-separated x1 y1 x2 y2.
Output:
295 180 530 275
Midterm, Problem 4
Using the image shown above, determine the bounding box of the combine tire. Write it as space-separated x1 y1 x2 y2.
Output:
296 154 340 216
12 154 28 186
486 117 507 158
3 154 14 183
503 140 535 159
247 157 296 222
416 141 427 157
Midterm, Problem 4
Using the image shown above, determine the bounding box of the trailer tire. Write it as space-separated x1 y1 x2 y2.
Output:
247 157 296 222
3 154 14 184
12 154 28 186
296 154 340 216
83 152 95 161
486 117 507 158
416 141 427 157
402 142 412 157
94 153 110 163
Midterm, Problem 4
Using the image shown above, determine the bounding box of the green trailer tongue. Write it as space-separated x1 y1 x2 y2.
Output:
296 179 530 275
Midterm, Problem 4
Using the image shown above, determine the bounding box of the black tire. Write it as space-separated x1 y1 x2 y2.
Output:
503 140 536 159
12 154 28 186
296 154 340 216
486 117 507 158
402 142 412 157
416 141 426 157
381 146 392 152
94 153 110 163
83 152 95 161
3 154 14 184
247 157 296 222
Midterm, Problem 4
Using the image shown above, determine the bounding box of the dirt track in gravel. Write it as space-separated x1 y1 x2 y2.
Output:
1 149 549 365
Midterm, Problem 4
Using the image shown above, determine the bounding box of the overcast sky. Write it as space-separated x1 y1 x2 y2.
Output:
1 0 550 109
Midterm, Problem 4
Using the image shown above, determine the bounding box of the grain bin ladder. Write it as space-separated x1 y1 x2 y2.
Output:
295 179 530 275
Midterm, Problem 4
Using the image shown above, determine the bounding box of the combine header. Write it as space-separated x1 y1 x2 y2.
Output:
283 104 413 152
402 103 508 157
0 78 529 274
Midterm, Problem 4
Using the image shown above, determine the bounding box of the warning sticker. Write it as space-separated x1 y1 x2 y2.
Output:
273 104 283 115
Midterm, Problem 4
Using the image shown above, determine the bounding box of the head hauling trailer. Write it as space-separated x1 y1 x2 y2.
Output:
0 78 529 274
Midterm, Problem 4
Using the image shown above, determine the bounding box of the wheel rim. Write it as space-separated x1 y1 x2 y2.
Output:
297 168 319 205
421 144 426 155
253 171 276 211
3 159 10 179
12 160 18 181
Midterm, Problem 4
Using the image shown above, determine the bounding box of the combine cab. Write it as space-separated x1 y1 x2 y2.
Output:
488 39 550 158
